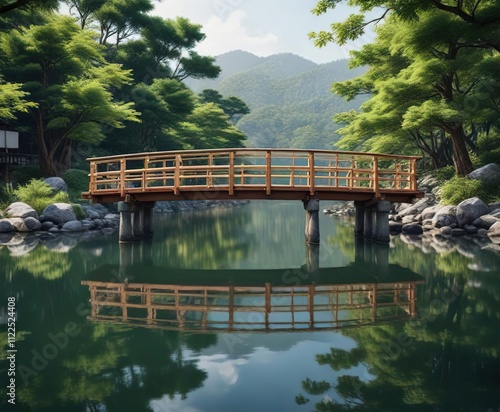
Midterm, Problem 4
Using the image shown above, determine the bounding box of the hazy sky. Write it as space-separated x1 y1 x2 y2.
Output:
153 0 371 64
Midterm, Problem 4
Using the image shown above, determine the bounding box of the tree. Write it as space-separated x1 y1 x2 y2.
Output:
170 103 246 149
0 80 36 120
199 89 251 122
0 0 59 14
0 14 139 176
322 10 500 175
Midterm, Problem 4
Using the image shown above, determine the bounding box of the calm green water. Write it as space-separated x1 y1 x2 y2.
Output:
1 201 500 412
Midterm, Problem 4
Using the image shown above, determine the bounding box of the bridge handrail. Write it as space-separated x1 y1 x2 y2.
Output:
85 148 421 199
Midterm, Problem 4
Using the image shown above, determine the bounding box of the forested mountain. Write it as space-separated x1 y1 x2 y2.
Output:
189 51 366 149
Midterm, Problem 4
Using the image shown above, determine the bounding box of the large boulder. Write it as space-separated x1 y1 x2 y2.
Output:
41 203 76 225
9 218 29 232
6 202 38 220
421 204 444 221
468 163 500 182
472 215 500 229
0 219 14 233
432 206 457 228
43 177 68 192
61 220 83 232
456 197 490 227
23 217 41 231
402 224 423 235
398 197 434 217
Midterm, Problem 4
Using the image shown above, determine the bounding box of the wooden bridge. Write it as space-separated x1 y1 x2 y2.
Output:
82 148 421 203
81 149 423 243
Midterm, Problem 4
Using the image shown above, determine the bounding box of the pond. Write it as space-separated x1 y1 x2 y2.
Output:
1 201 499 411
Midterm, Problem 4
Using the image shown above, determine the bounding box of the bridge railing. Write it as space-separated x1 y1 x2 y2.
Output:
86 149 420 197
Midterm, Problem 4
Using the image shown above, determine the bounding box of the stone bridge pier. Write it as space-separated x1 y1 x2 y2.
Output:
118 200 156 243
354 200 391 243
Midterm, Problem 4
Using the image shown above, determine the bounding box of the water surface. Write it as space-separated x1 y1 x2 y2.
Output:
1 201 499 411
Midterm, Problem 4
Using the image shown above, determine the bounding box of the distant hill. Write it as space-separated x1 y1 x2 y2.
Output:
186 51 366 149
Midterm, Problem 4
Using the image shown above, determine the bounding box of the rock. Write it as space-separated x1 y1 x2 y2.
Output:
394 203 413 214
421 204 444 221
402 215 417 224
489 202 500 212
398 198 433 217
468 163 500 182
464 225 478 235
422 219 433 226
478 228 489 237
0 232 15 244
389 222 403 234
456 197 490 227
452 228 466 236
86 209 101 220
6 202 39 220
490 209 500 218
43 177 68 192
104 213 119 221
432 206 457 228
48 227 60 233
23 217 41 231
472 215 499 229
93 219 104 228
0 219 15 233
488 221 500 237
423 225 434 231
61 220 83 232
41 221 55 231
402 224 423 235
9 218 29 232
440 226 453 236
418 175 439 191
41 203 76 225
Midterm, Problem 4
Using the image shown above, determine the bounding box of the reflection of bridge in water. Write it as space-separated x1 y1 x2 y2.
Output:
82 261 424 333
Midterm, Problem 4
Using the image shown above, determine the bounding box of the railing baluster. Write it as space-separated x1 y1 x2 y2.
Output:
229 151 235 195
266 151 271 195
308 152 315 195
174 154 181 195
373 156 380 198
120 159 125 197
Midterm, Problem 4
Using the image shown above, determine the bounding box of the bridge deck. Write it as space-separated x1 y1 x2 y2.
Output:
82 148 423 203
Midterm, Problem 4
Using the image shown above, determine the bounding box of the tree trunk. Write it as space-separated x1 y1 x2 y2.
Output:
446 123 473 176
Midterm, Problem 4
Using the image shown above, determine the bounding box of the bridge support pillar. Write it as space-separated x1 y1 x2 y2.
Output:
303 198 320 244
118 201 134 243
119 201 156 242
355 200 391 244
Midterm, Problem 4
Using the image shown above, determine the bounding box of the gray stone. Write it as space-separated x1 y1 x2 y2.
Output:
86 209 101 220
402 214 417 224
23 217 41 231
41 221 55 231
464 225 478 235
488 221 500 237
43 177 68 192
473 215 499 229
61 220 83 232
421 204 444 221
41 203 76 224
9 218 29 232
440 226 453 236
456 197 490 227
93 219 104 228
0 219 15 233
423 225 434 231
104 213 119 221
48 227 60 233
6 202 39 220
432 206 457 228
389 222 403 234
452 228 466 236
402 224 423 235
468 163 500 182
478 228 489 237
398 198 433 217
490 209 500 218
422 219 433 226
489 202 500 213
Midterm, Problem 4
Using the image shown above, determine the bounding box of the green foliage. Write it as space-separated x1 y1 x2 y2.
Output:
440 177 500 205
477 134 500 165
13 179 70 214
62 168 89 201
430 165 455 183
72 203 86 219
0 183 14 208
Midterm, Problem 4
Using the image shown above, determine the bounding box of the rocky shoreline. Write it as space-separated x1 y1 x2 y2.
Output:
324 167 500 248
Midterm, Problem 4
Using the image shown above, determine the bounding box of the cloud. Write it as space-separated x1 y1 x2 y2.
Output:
196 10 280 57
